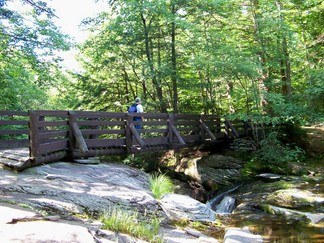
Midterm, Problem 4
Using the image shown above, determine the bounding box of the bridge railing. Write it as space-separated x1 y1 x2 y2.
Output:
0 111 29 149
69 111 128 158
28 110 69 164
1 110 252 164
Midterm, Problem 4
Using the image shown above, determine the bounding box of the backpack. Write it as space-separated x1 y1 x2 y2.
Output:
128 103 137 113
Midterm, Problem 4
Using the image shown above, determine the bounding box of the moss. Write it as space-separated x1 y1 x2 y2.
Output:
171 218 190 228
261 204 276 214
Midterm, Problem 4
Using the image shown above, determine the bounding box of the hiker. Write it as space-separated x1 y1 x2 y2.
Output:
128 97 144 130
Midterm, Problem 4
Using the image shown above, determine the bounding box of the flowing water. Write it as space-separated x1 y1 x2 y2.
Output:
209 180 324 242
215 196 236 214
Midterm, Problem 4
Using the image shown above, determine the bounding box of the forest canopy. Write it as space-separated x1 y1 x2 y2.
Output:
1 0 323 125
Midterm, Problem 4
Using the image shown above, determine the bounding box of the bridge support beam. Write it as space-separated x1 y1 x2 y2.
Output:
199 119 217 141
71 123 89 152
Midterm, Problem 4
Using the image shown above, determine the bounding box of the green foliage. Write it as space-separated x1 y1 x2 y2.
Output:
122 152 161 172
0 0 71 110
66 0 322 123
243 132 305 175
149 173 174 199
100 207 162 242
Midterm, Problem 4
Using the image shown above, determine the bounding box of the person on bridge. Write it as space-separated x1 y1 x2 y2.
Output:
133 97 143 130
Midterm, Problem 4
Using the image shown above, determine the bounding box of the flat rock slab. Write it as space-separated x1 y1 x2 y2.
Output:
224 227 263 243
0 162 158 216
159 194 216 222
0 147 30 169
0 203 95 243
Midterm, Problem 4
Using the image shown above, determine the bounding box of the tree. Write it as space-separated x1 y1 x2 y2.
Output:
72 0 323 124
0 0 70 110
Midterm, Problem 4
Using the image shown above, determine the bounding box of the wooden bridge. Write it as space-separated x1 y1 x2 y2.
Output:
0 110 249 171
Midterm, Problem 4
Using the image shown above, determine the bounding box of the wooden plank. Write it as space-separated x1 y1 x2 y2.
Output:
174 114 200 120
225 120 240 138
142 137 168 145
128 113 168 119
0 140 29 149
142 120 168 126
171 126 186 145
72 147 126 158
174 120 200 126
182 134 201 143
0 120 29 126
37 121 69 127
140 128 168 134
0 130 29 135
85 138 126 147
38 140 68 155
77 120 125 126
130 123 145 147
81 129 126 135
39 130 68 139
200 120 217 140
31 110 69 117
72 123 88 152
0 111 28 116
176 127 200 132
73 111 126 118
29 110 40 158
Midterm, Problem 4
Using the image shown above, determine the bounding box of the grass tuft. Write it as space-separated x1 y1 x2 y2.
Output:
100 207 162 242
149 173 174 199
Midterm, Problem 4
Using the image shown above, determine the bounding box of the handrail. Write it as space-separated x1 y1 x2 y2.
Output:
0 110 252 166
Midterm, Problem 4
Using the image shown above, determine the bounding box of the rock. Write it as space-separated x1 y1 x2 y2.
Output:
267 205 324 224
268 189 324 209
159 194 216 222
173 154 244 187
197 154 244 187
198 154 244 169
0 204 96 243
175 156 202 181
224 227 263 243
0 161 225 242
0 162 158 217
257 173 281 181
160 225 220 243
74 158 100 164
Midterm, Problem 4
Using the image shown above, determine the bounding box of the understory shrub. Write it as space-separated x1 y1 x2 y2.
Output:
243 132 305 175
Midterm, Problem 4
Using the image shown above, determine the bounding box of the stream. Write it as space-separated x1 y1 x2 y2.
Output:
208 177 324 242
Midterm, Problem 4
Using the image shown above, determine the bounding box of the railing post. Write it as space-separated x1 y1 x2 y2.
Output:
168 113 174 146
29 110 40 158
126 113 133 151
200 115 205 141
68 111 77 151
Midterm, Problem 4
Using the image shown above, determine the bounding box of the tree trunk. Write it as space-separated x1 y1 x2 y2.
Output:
140 13 166 112
276 0 292 96
171 2 178 113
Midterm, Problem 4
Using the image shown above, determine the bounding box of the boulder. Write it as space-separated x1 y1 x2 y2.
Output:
0 204 96 243
0 162 158 217
159 194 216 222
197 154 243 187
224 227 263 243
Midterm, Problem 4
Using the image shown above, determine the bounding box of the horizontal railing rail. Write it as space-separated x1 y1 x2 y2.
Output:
28 110 69 161
0 111 29 149
0 110 256 168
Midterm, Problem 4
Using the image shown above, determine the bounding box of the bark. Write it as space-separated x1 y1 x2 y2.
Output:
276 0 292 96
141 13 167 113
171 3 178 113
